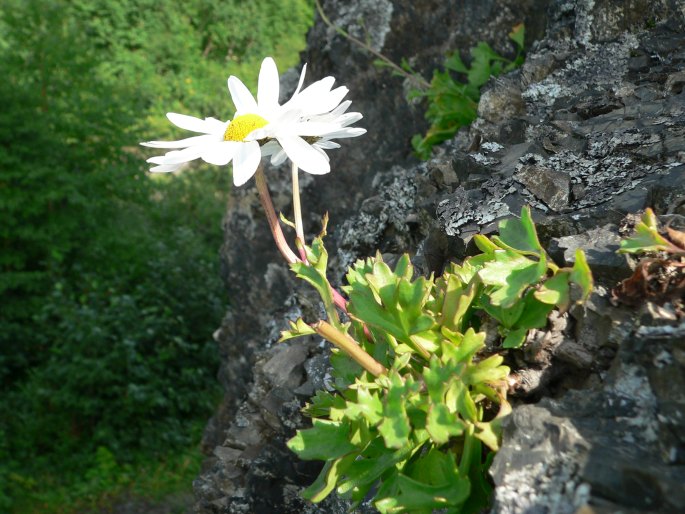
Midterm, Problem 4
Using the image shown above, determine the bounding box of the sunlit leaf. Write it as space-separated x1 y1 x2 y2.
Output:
618 208 671 254
287 419 355 460
570 249 593 302
492 206 543 255
426 403 465 444
535 271 570 309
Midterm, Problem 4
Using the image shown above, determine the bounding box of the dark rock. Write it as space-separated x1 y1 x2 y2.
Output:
196 0 685 512
548 225 631 285
514 163 570 212
492 320 685 513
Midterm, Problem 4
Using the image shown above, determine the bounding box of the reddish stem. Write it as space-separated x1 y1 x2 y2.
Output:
254 165 298 264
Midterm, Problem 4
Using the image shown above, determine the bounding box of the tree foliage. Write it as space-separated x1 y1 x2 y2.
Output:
0 0 313 510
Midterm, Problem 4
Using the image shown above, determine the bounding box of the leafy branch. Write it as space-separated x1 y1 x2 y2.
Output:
284 206 593 512
313 0 430 90
411 24 525 159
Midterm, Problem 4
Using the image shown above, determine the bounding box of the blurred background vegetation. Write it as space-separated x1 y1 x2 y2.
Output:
0 0 314 511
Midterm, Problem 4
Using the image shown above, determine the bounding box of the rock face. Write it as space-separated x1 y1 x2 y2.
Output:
195 0 685 512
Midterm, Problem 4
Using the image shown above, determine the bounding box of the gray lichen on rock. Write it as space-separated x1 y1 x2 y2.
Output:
195 1 685 512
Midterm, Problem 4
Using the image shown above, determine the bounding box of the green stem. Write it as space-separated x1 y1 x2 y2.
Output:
458 423 476 477
312 320 386 377
291 161 308 262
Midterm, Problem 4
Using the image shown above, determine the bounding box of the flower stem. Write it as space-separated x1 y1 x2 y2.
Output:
291 162 308 262
254 164 299 264
311 320 386 377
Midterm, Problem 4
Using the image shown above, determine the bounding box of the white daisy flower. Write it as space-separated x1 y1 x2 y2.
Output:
266 99 366 168
141 57 281 186
141 57 365 185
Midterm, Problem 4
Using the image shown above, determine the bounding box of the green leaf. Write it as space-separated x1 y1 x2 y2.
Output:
618 208 671 254
439 274 476 332
409 330 440 356
481 253 546 308
509 23 525 49
444 51 468 73
478 250 533 286
337 444 412 495
302 390 345 418
393 254 413 281
290 259 338 326
474 421 500 451
375 470 470 513
397 277 428 315
535 271 570 309
502 327 527 349
473 234 499 255
514 291 553 330
467 42 499 87
446 328 485 364
464 355 508 384
426 403 465 444
570 249 593 302
423 358 450 403
279 318 316 342
330 350 363 388
287 419 356 461
302 454 354 503
345 387 383 426
457 387 478 423
378 373 415 449
492 206 543 255
367 259 397 307
348 291 403 338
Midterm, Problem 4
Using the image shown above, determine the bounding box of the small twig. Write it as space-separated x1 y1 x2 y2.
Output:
312 320 386 377
314 0 430 90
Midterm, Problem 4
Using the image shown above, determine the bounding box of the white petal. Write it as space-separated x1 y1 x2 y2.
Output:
228 76 258 114
147 146 204 165
314 145 330 161
260 140 281 156
316 140 340 149
150 163 183 173
313 86 349 114
337 112 363 126
202 141 238 166
295 85 348 116
245 126 276 141
257 57 279 110
278 135 330 175
204 117 229 134
293 63 307 96
141 134 218 149
329 100 351 117
270 149 288 166
232 142 261 186
324 127 367 139
167 113 213 134
295 77 335 107
291 121 341 136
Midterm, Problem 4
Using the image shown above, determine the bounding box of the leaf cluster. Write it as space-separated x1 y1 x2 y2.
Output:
285 207 593 512
618 208 685 256
411 24 525 159
613 208 685 311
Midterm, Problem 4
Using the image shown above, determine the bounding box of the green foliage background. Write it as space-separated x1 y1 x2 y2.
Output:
0 0 313 510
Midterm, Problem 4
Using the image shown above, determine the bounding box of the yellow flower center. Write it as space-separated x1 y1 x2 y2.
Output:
223 113 269 142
